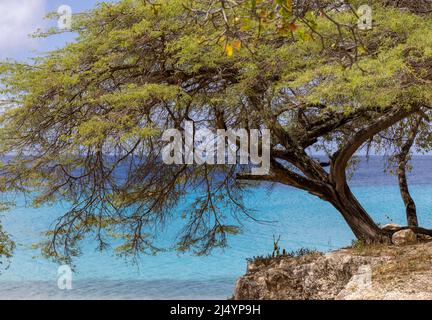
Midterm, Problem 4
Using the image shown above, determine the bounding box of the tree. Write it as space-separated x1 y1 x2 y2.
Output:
0 0 432 262
397 117 423 227
375 115 426 227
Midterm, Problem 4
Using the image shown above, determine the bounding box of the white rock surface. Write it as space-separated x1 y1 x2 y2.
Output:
382 223 402 231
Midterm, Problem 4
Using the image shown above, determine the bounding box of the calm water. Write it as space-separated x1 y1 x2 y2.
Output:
1 156 432 299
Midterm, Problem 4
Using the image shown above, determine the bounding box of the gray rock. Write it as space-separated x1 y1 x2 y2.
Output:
392 229 417 246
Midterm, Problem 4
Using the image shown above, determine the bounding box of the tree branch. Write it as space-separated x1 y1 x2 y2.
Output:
330 106 419 190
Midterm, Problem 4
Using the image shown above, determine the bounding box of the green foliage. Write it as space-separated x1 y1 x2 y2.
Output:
0 222 15 266
0 0 431 261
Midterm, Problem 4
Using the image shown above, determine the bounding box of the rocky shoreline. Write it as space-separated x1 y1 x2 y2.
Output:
234 229 432 300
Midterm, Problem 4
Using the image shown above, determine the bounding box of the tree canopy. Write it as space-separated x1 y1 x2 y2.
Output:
0 0 432 263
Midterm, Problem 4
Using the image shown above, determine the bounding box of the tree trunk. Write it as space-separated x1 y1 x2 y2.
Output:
396 115 422 227
328 107 418 242
398 163 418 227
328 183 390 243
266 106 420 243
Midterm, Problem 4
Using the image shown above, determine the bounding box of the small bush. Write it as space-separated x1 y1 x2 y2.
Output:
246 236 319 267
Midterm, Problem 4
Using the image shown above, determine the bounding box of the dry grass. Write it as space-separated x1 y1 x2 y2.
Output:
373 247 432 281
350 241 393 257
349 241 432 287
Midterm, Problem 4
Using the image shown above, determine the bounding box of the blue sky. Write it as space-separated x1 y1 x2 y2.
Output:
0 0 112 61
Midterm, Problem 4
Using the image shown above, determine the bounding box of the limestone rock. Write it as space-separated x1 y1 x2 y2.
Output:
234 250 384 300
234 242 432 300
392 229 417 246
382 223 402 231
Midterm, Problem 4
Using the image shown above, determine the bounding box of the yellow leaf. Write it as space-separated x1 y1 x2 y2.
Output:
225 44 234 57
233 39 241 50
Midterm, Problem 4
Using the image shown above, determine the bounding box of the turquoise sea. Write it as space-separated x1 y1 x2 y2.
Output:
1 156 432 299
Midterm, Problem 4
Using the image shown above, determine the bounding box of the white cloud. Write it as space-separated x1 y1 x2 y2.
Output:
0 0 47 57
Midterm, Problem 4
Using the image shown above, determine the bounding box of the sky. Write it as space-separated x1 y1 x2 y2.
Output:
0 0 108 61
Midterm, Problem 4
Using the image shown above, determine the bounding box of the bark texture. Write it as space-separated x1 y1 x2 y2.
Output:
396 116 422 227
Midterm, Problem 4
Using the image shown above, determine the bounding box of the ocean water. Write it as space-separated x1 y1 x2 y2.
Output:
1 156 432 299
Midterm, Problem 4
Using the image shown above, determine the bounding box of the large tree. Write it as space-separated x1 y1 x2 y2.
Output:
0 0 432 262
